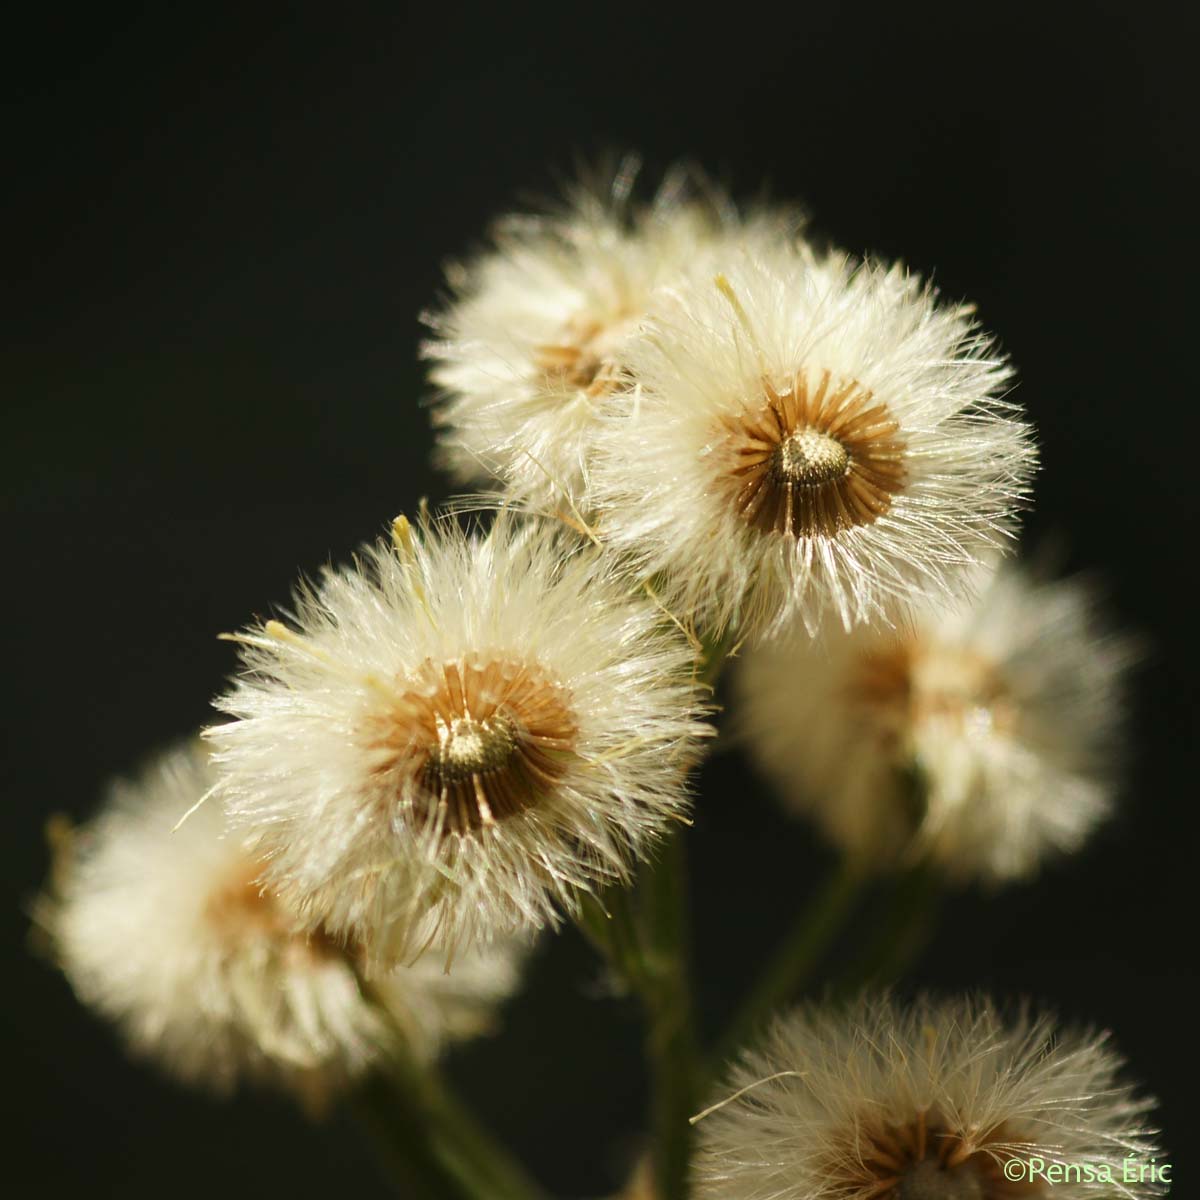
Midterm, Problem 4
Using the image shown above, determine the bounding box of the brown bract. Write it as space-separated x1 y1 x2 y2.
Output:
369 657 579 835
534 315 629 398
723 369 907 538
825 1111 1044 1198
205 859 344 964
852 641 1017 747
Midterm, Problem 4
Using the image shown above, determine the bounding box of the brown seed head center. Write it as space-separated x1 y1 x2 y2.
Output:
770 426 850 487
369 657 579 834
824 1109 1042 1199
898 1158 985 1200
723 368 906 539
534 312 633 397
854 641 1016 746
205 859 344 963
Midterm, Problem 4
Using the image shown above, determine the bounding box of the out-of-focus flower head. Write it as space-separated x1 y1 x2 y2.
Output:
37 741 526 1108
422 157 805 511
735 560 1138 881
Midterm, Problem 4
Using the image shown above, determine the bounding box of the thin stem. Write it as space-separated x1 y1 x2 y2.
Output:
347 955 547 1200
577 883 651 994
358 1046 548 1200
351 1070 484 1200
833 859 944 996
573 630 731 1200
639 829 699 1200
709 855 866 1075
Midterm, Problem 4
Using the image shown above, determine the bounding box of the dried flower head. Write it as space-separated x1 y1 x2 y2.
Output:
696 995 1163 1199
208 515 709 970
589 250 1037 638
735 560 1137 881
422 161 804 510
37 741 524 1106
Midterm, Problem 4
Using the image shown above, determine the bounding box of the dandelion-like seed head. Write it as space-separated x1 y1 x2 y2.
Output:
695 995 1164 1200
590 252 1036 638
208 515 710 969
735 560 1137 881
37 741 525 1104
422 163 805 509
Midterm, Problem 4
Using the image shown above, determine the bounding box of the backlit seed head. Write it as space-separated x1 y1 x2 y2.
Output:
695 995 1164 1200
589 251 1036 638
209 516 711 967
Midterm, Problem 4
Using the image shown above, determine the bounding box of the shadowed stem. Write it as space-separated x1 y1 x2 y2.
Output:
347 960 548 1200
577 835 699 1200
632 629 736 1200
574 629 732 1200
640 829 699 1200
709 855 866 1076
351 1070 489 1200
832 859 943 996
577 882 649 994
352 1047 549 1200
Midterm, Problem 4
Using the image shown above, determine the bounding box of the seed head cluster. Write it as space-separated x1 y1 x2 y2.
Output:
38 161 1158 1190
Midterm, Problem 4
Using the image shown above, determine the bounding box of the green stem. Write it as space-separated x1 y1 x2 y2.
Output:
577 883 650 994
574 628 731 1199
361 1047 549 1200
346 955 547 1200
351 1070 483 1200
833 859 944 996
639 829 699 1200
709 856 866 1075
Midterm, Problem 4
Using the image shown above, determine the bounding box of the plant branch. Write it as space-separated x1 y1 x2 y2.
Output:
639 829 699 1200
832 859 944 996
709 855 866 1076
348 959 548 1200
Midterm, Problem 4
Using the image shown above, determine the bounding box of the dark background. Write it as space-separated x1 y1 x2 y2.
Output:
4 5 1196 1195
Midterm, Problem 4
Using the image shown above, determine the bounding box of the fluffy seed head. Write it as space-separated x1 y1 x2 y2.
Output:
422 162 805 510
208 515 710 970
695 995 1163 1199
589 250 1037 638
37 741 524 1105
735 560 1138 882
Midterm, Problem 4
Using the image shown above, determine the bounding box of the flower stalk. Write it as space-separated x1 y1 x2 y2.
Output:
353 1054 548 1200
639 828 700 1200
709 855 866 1075
831 859 944 995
